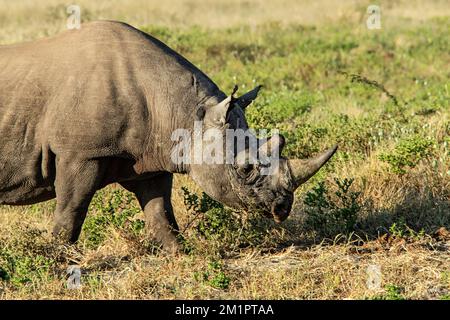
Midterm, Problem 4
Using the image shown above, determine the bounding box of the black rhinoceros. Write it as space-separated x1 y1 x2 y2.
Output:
0 21 336 252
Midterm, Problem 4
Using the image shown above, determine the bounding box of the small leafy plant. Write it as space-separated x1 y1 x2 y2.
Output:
372 284 406 300
194 260 231 290
389 219 425 240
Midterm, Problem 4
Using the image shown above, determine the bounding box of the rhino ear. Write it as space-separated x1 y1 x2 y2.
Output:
235 85 262 110
204 85 238 126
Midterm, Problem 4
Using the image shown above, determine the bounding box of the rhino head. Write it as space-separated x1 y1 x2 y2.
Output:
183 85 337 223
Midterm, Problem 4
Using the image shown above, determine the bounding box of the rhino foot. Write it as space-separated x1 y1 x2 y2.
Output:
121 173 183 255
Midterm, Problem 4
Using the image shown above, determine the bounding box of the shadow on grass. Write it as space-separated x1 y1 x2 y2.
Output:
270 186 450 252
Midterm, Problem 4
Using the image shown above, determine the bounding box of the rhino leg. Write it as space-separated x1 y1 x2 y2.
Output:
121 173 181 254
52 158 105 243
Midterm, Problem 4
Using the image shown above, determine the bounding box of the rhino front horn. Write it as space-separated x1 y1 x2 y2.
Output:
288 144 338 189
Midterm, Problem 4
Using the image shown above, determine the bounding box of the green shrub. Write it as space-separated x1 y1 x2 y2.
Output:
0 227 59 287
82 189 144 248
181 187 276 252
303 178 361 238
379 135 434 174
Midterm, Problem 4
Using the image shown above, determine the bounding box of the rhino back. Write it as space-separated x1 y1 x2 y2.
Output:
0 21 220 200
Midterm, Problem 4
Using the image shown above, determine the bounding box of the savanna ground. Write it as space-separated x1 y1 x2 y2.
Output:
0 0 449 299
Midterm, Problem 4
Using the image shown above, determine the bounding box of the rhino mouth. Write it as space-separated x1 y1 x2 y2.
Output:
270 195 293 223
238 194 292 223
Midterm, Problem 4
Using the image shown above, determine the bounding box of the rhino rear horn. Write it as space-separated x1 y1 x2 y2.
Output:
258 133 285 158
288 145 338 189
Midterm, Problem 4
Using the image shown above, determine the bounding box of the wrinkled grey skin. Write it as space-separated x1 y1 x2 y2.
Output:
0 21 336 253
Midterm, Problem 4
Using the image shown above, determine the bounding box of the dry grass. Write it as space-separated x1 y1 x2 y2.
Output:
1 0 450 44
0 217 448 299
0 0 449 299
